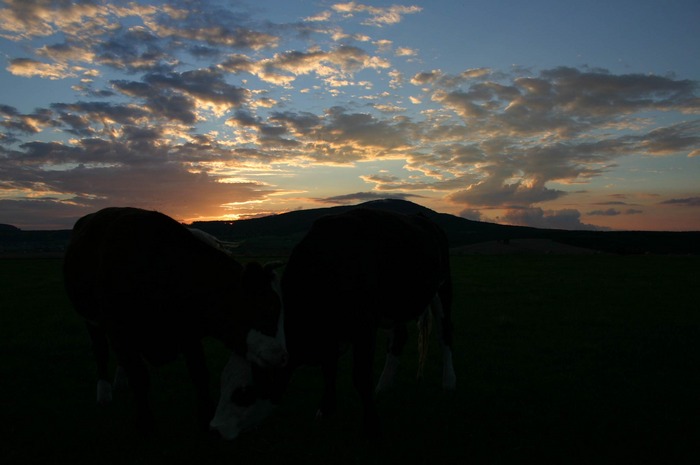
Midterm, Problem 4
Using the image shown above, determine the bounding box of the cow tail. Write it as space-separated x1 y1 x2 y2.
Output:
417 308 432 379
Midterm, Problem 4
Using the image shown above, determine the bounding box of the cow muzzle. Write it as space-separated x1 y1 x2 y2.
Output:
246 330 289 367
211 352 277 440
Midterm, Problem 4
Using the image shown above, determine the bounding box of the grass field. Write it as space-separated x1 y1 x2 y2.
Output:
1 255 699 464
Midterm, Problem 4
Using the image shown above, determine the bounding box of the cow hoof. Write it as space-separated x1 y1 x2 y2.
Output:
443 368 457 390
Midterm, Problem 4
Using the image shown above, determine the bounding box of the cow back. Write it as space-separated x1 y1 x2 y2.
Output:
64 207 250 364
281 208 450 359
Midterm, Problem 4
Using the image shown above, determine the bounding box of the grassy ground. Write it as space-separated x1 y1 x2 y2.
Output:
1 255 698 464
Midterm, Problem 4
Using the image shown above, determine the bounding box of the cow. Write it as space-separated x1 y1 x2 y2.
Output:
210 208 456 439
63 207 287 435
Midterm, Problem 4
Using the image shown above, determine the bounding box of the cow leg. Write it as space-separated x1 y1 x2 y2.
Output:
431 293 456 390
183 341 214 431
85 322 112 405
117 351 154 433
375 323 407 393
353 328 381 439
317 357 338 419
113 365 129 391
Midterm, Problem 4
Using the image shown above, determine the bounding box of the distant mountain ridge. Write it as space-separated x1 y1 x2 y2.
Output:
2 199 699 256
191 199 700 255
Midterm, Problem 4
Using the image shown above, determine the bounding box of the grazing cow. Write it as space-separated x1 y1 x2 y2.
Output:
63 207 287 435
211 208 456 439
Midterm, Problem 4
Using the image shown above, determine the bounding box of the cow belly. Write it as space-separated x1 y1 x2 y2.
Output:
107 307 191 366
141 339 180 365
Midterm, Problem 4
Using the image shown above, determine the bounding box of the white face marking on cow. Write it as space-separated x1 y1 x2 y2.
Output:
246 329 287 367
210 352 275 440
270 270 286 350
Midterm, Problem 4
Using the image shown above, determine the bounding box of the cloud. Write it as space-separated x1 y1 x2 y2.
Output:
448 177 566 207
373 104 405 113
639 121 700 156
331 3 422 27
7 57 73 79
421 67 699 139
49 101 152 137
459 208 483 221
586 200 644 217
587 208 644 216
225 106 412 162
0 198 94 230
395 47 417 57
0 144 277 228
0 106 55 135
144 69 250 114
0 0 115 39
37 41 96 64
411 68 494 88
406 67 700 212
501 207 605 231
660 197 700 207
318 107 410 153
95 27 173 73
305 11 332 22
254 46 390 86
141 3 278 50
316 192 422 204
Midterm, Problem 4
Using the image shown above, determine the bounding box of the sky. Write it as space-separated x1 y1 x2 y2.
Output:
1 0 699 231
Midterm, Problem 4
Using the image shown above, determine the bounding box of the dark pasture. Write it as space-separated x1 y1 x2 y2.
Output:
2 255 699 464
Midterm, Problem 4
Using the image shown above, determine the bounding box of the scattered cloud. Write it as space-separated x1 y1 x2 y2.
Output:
660 197 700 207
587 208 644 216
501 208 606 231
459 208 483 221
395 47 417 57
305 11 332 22
331 3 422 27
317 191 423 205
7 58 73 79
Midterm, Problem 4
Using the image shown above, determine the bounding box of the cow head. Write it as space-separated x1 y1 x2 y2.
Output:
210 262 287 439
241 262 287 367
210 352 278 440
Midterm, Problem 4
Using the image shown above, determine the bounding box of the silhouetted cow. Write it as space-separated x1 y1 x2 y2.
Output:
63 207 287 435
213 208 456 439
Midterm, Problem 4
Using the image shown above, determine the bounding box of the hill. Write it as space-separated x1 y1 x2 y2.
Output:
191 199 700 256
0 228 71 257
2 199 699 256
